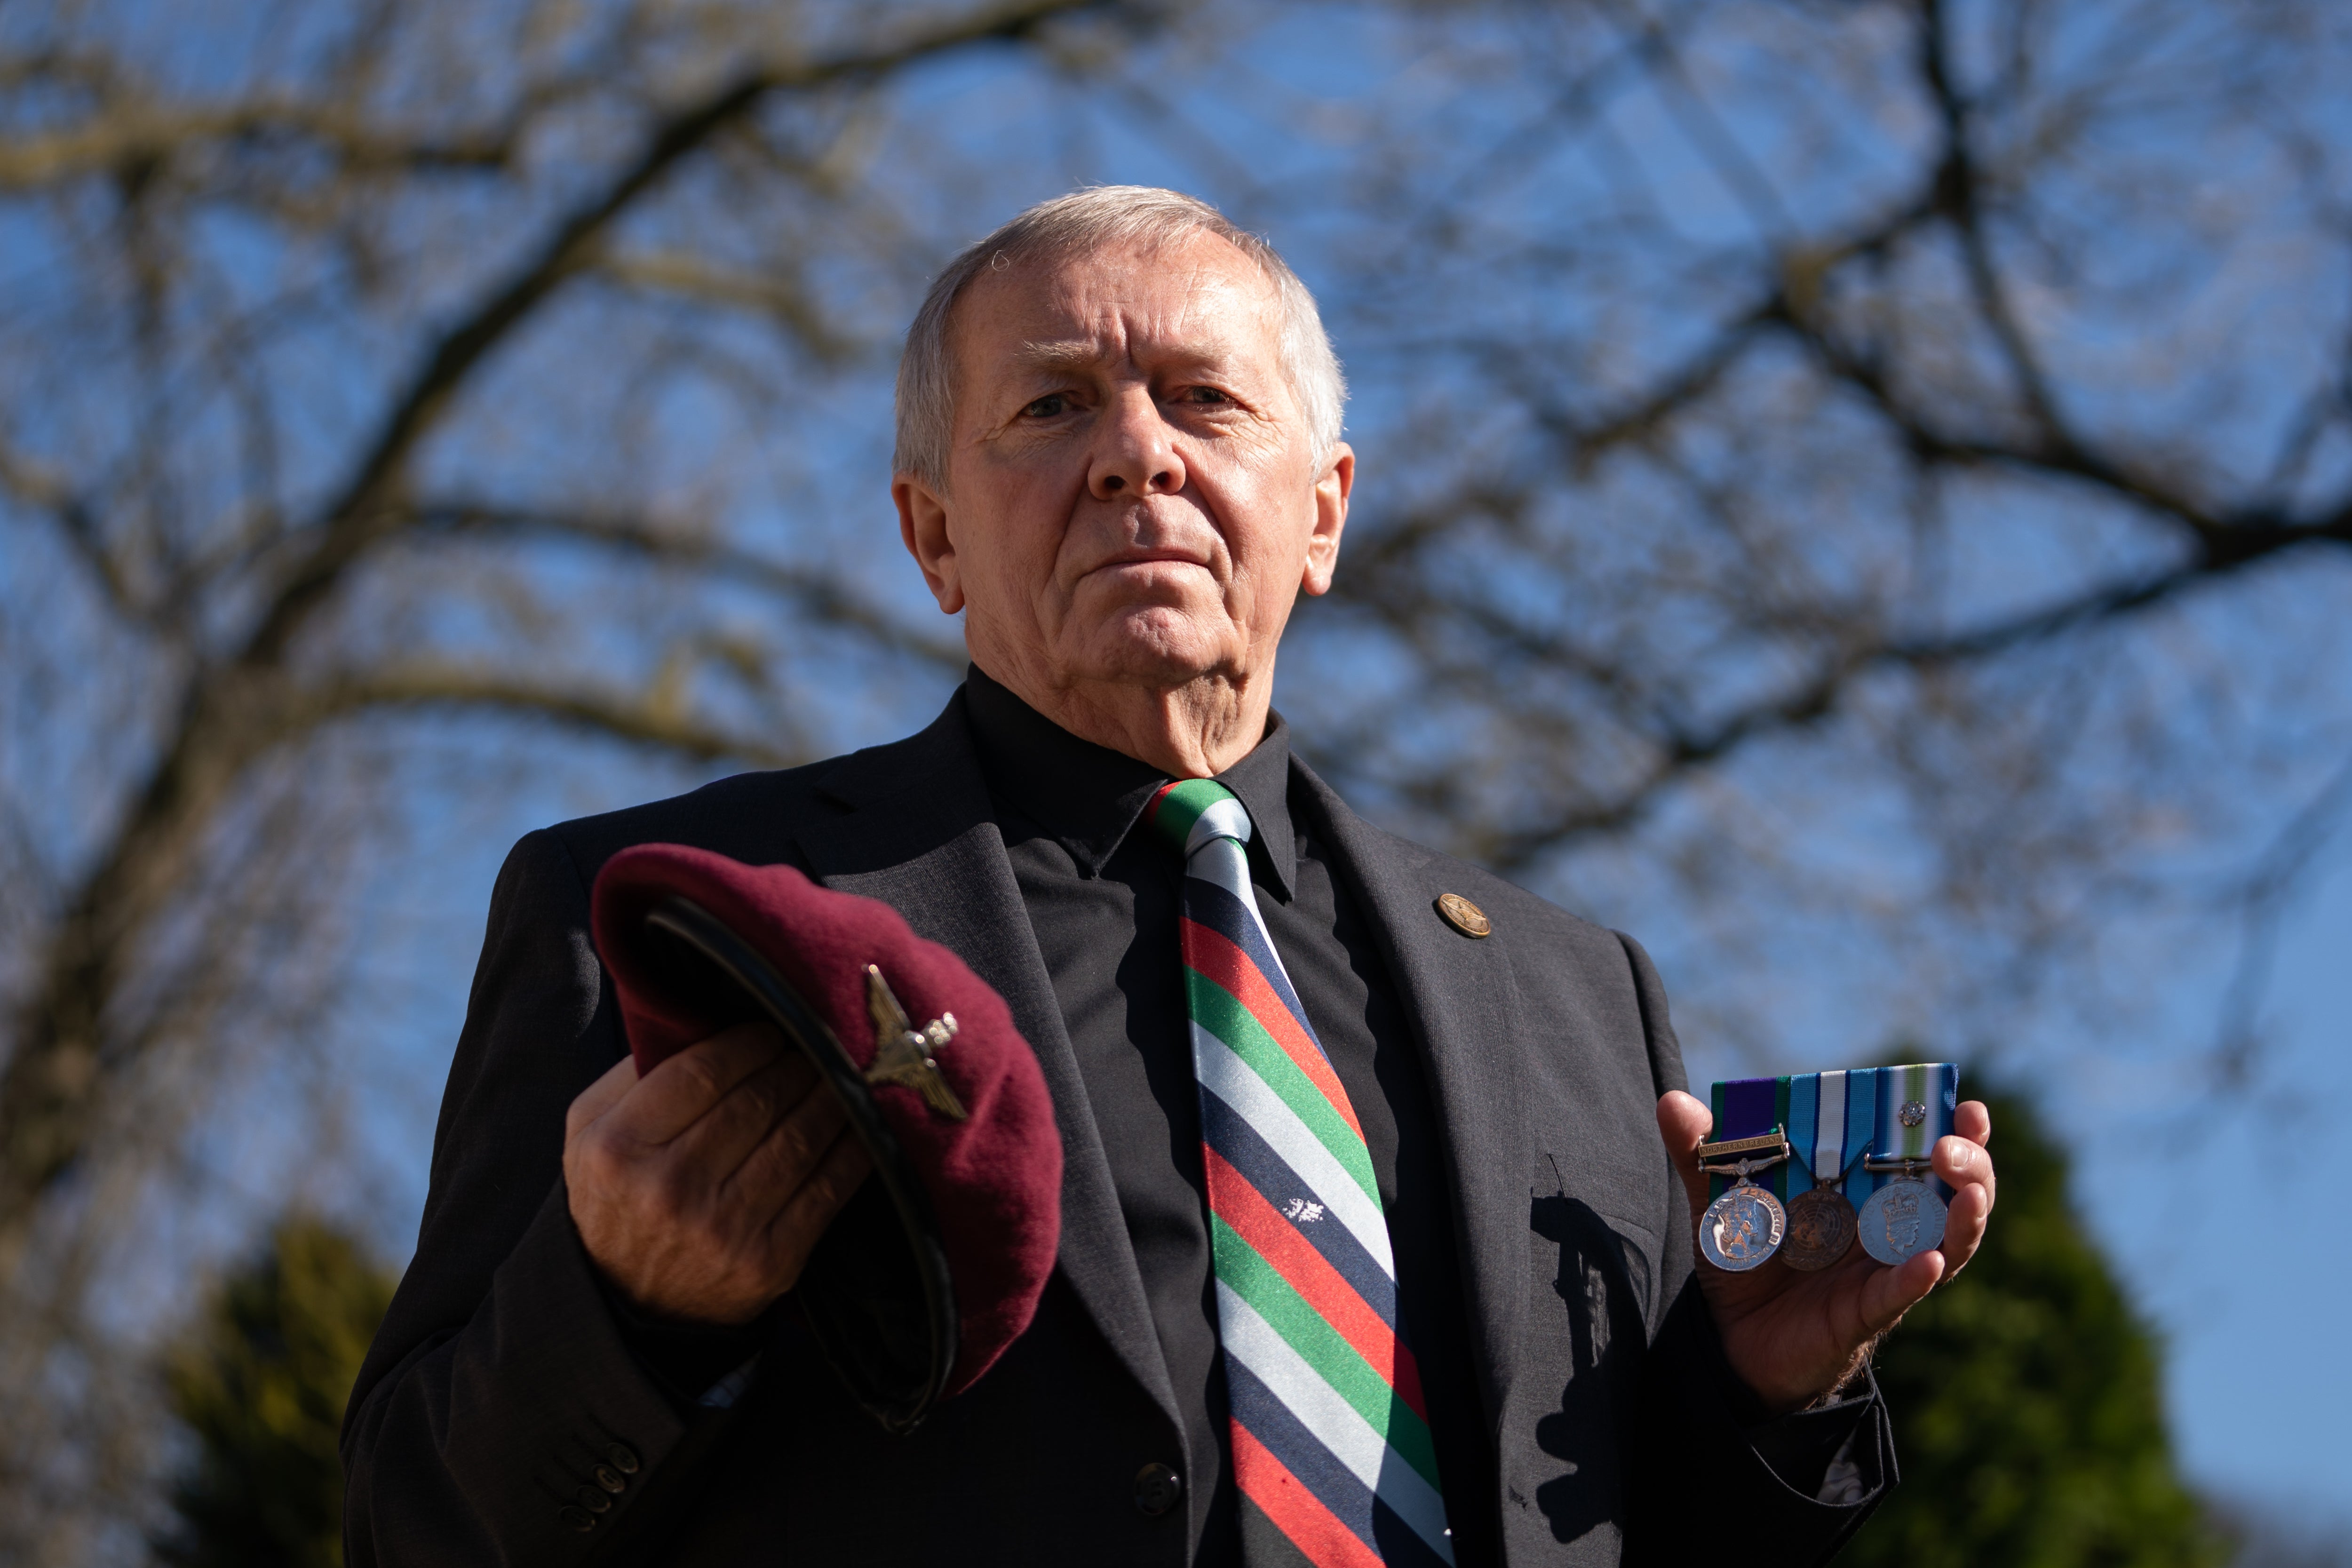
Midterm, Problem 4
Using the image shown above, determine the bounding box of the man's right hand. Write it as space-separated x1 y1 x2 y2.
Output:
564 1023 873 1326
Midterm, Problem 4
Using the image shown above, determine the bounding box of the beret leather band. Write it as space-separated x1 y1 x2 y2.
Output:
640 894 958 1432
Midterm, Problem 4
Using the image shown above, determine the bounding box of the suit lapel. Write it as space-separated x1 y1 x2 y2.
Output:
793 695 1181 1433
1293 760 1533 1435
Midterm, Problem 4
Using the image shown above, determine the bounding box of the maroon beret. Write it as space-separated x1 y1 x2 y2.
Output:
589 844 1061 1429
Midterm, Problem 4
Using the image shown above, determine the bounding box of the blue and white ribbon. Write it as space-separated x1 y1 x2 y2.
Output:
1783 1068 1874 1201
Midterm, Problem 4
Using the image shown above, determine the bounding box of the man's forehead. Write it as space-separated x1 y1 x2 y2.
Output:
958 235 1281 374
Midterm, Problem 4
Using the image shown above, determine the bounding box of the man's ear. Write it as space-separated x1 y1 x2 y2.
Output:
894 473 965 614
1300 443 1354 597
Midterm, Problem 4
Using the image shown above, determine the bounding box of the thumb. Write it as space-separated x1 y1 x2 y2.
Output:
1656 1090 1712 1229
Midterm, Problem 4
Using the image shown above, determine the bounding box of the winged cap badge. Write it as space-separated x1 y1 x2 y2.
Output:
862 964 969 1122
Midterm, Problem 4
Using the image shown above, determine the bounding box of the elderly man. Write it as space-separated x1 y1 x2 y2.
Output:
345 187 1997 1568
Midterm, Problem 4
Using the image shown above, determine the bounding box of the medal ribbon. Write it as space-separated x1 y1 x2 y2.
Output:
1780 1069 1875 1200
1838 1069 1878 1208
1809 1070 1848 1187
1705 1075 1788 1202
1867 1062 1959 1200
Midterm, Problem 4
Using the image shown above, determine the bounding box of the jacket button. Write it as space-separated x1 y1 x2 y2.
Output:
593 1463 628 1493
604 1442 641 1475
575 1486 612 1514
557 1506 596 1533
1133 1462 1182 1517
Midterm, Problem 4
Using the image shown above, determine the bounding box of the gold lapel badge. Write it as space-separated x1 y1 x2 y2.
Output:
863 964 969 1122
1435 892 1492 939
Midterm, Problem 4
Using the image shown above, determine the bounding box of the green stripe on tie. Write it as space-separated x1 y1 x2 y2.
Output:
1209 1215 1443 1491
1187 972 1380 1204
1151 777 1228 848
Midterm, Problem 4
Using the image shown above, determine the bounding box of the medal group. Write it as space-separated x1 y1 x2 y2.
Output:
1696 1063 1960 1274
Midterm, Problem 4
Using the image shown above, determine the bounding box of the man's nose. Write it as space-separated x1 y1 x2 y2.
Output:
1087 389 1187 501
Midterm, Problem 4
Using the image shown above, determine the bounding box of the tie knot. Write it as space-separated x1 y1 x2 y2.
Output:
1145 778 1251 860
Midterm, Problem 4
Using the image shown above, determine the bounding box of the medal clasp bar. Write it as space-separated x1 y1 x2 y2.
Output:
1698 1128 1790 1160
1698 1126 1791 1180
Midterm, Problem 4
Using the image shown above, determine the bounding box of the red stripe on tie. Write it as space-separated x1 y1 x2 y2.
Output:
1181 917 1366 1146
1206 1146 1428 1423
1232 1422 1386 1568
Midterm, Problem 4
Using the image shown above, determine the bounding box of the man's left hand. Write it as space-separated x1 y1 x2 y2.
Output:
1656 1090 1996 1414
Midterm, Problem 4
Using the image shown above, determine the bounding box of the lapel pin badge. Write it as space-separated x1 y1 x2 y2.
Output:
1435 892 1492 939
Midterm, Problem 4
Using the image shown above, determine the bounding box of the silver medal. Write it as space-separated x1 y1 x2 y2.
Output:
1858 1176 1947 1265
1699 1182 1786 1271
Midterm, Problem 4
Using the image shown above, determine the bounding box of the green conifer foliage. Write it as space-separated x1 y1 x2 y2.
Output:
1843 1089 2224 1568
159 1217 397 1568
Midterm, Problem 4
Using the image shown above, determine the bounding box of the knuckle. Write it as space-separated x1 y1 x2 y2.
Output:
735 1078 784 1129
574 1136 625 1191
648 1164 701 1225
671 1053 727 1102
762 1114 816 1170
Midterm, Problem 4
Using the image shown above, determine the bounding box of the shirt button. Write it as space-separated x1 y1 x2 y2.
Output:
604 1442 641 1474
557 1506 596 1533
575 1486 612 1514
1133 1463 1183 1517
593 1463 628 1493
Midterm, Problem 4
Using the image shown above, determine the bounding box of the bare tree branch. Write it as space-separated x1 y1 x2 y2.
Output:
1918 0 2078 447
0 100 519 190
321 666 807 768
0 437 143 621
1470 507 2352 867
591 251 862 360
407 499 968 669
2210 741 2352 1087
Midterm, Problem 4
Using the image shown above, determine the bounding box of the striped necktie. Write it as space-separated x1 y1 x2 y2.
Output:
1145 778 1454 1568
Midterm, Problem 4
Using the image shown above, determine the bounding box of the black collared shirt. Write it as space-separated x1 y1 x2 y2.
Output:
964 667 1493 1567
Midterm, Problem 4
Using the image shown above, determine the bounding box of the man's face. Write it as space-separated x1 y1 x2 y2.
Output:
894 232 1351 699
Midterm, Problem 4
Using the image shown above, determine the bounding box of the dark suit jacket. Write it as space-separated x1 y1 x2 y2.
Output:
344 691 1893 1566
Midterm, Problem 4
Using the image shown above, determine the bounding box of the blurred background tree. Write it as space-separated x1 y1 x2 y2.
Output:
1850 1087 2224 1568
156 1219 394 1568
0 0 2346 1557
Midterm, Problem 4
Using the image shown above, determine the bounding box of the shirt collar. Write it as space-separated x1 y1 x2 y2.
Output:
962 664 1298 901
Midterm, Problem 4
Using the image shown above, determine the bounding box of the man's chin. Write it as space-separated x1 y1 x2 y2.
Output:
1060 618 1240 692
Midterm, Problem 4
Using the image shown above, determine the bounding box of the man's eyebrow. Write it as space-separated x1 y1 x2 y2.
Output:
1010 340 1103 375
1007 336 1244 377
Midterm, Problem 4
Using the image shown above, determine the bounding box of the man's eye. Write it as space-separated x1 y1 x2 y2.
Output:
1182 386 1233 405
1022 394 1069 418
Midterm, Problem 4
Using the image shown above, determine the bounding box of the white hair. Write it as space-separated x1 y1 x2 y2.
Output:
892 186 1347 492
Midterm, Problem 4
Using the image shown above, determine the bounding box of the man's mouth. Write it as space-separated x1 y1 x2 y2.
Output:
1085 545 1213 580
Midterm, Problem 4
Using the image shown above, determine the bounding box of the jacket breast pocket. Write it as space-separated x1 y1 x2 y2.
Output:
1530 1153 1660 1328
1530 1194 1658 1338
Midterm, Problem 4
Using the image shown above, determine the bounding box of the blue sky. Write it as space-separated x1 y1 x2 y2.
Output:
2117 851 2352 1525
